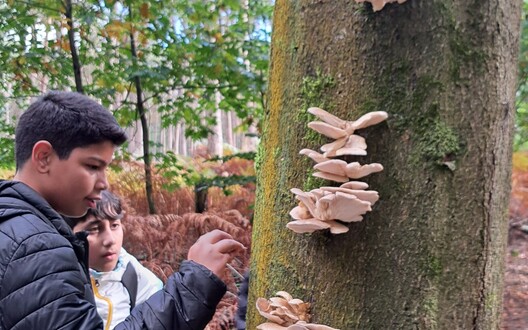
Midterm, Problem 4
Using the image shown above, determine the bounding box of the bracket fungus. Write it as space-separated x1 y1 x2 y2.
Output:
355 0 408 12
288 108 387 234
256 291 339 330
288 182 379 234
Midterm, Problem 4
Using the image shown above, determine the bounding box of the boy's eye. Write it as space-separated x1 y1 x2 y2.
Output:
86 226 100 234
86 164 100 171
111 222 121 230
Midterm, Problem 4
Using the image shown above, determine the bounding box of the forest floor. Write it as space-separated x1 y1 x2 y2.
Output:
502 222 528 329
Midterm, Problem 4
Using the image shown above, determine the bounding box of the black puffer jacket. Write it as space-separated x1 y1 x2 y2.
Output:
0 181 226 330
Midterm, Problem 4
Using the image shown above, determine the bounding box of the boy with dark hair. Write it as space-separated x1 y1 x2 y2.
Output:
0 91 244 329
68 190 164 330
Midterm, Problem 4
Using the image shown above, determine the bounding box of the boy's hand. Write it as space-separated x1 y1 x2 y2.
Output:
187 229 246 278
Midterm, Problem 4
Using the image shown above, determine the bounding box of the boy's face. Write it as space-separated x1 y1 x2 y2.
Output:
41 141 115 217
73 215 124 272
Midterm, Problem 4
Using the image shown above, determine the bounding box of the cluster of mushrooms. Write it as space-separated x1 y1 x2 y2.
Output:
355 0 408 11
256 291 338 330
287 107 388 235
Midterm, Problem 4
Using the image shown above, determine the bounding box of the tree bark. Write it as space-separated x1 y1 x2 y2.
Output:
64 0 84 93
129 7 156 215
248 1 522 329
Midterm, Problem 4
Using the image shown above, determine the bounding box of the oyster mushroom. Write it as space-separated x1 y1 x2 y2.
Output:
326 220 351 234
345 162 383 179
306 108 387 157
290 187 372 224
355 0 407 12
287 219 331 234
295 321 340 330
257 323 288 330
313 159 384 182
299 149 330 164
257 292 338 330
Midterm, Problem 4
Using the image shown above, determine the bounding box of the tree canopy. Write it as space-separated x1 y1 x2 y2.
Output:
0 0 273 166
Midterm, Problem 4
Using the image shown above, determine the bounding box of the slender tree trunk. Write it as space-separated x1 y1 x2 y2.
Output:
129 7 156 215
207 91 224 157
248 1 522 329
64 0 84 93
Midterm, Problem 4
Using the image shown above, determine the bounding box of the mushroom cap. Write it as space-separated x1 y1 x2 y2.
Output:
333 147 367 157
326 220 350 234
333 135 368 156
307 107 346 128
312 171 349 183
314 159 348 177
344 162 384 179
286 325 308 330
290 188 318 217
355 0 407 12
299 148 329 164
318 187 379 204
308 121 347 139
320 136 347 154
286 219 331 233
289 205 313 220
317 192 371 222
256 298 288 324
340 181 369 190
257 322 288 330
300 322 341 330
275 291 294 301
346 111 388 133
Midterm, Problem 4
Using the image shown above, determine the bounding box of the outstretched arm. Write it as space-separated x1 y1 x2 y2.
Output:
115 230 245 330
187 229 246 277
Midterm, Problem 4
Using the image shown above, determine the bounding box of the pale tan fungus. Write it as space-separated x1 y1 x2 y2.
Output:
355 0 408 12
291 107 386 234
289 204 313 220
296 322 340 330
307 107 346 128
340 181 369 190
299 148 330 164
313 159 383 182
286 219 331 234
257 322 289 330
322 135 367 158
318 187 379 204
290 187 373 224
316 192 371 222
345 111 389 133
326 220 351 234
312 171 349 183
257 292 337 330
313 159 348 177
307 121 347 139
344 162 383 179
320 137 348 155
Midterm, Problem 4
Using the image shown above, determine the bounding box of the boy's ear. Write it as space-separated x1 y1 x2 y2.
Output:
32 140 54 173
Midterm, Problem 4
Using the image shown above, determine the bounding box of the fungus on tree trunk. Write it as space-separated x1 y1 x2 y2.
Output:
287 108 387 234
355 0 408 12
256 291 339 330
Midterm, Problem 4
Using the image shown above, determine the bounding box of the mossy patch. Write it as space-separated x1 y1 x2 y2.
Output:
298 70 336 146
418 119 460 165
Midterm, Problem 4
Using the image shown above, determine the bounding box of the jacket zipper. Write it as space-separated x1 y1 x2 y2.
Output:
91 277 113 330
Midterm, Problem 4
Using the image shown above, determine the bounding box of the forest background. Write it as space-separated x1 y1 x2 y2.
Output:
1 0 528 329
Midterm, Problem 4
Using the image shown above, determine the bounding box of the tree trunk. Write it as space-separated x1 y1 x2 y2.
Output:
248 1 521 329
64 0 84 93
129 7 156 215
207 91 224 157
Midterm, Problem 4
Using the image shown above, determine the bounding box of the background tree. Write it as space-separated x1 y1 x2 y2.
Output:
0 0 272 211
248 1 521 329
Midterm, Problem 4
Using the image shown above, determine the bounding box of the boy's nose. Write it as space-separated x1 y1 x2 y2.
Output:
102 231 116 246
96 173 108 191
